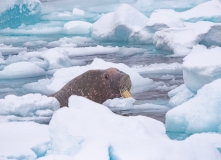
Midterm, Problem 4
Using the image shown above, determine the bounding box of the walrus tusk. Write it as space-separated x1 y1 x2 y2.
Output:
121 90 133 98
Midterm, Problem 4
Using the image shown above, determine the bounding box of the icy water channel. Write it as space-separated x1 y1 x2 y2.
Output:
0 43 184 124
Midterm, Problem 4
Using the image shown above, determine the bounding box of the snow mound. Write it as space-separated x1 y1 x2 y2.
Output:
91 4 148 41
40 48 72 70
0 93 59 119
183 45 221 92
103 97 135 108
0 122 50 159
0 0 41 29
180 0 221 22
0 62 45 79
47 95 221 160
64 21 92 35
168 84 195 108
166 78 221 134
153 22 221 56
0 43 27 56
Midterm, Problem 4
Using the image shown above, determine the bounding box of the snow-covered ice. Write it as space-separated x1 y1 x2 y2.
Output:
166 78 221 133
46 95 221 160
103 97 135 109
0 93 59 122
64 21 92 35
0 0 41 29
183 45 221 92
0 44 27 55
0 122 50 159
168 84 195 108
132 62 183 75
0 62 45 79
91 4 148 41
153 22 221 56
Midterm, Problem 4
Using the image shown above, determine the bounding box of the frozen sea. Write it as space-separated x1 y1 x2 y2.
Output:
1 0 221 159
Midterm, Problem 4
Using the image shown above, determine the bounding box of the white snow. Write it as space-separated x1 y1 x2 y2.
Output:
0 44 27 55
103 97 135 108
72 8 85 16
40 48 72 70
0 93 59 118
153 21 221 56
132 62 183 75
166 78 221 133
91 4 148 41
168 84 195 108
0 62 45 79
0 122 50 160
183 45 221 92
64 21 92 35
46 95 221 160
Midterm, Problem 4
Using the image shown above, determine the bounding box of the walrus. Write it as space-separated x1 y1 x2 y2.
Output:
50 68 133 107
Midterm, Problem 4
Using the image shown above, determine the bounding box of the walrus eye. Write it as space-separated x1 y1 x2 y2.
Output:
105 74 109 80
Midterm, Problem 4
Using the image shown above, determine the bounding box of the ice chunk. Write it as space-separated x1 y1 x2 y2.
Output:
47 95 221 159
0 93 59 117
180 0 221 22
168 84 195 108
0 43 27 56
0 0 41 29
23 79 54 95
72 8 85 16
40 48 72 70
23 40 48 48
135 0 209 12
183 45 221 92
28 57 49 70
103 97 135 108
47 36 96 48
153 21 221 56
166 78 221 133
64 21 92 35
0 62 45 79
63 45 119 57
132 62 183 75
0 122 50 159
91 4 148 41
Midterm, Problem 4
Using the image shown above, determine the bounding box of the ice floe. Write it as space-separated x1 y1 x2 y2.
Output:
91 4 148 41
168 84 195 108
63 21 92 35
0 44 27 56
166 78 221 134
132 62 183 75
47 95 221 160
0 62 45 79
153 21 221 56
0 0 41 29
183 45 221 92
0 122 50 159
0 93 59 123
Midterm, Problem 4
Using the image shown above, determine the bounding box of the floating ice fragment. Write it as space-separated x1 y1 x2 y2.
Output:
166 78 221 134
0 62 45 79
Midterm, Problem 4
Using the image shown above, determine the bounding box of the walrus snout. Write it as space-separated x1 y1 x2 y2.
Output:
119 74 133 98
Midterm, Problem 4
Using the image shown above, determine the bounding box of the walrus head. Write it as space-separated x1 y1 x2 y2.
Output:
50 68 133 107
101 68 133 99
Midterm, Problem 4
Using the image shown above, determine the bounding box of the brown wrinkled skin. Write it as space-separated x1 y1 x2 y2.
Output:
50 68 132 107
